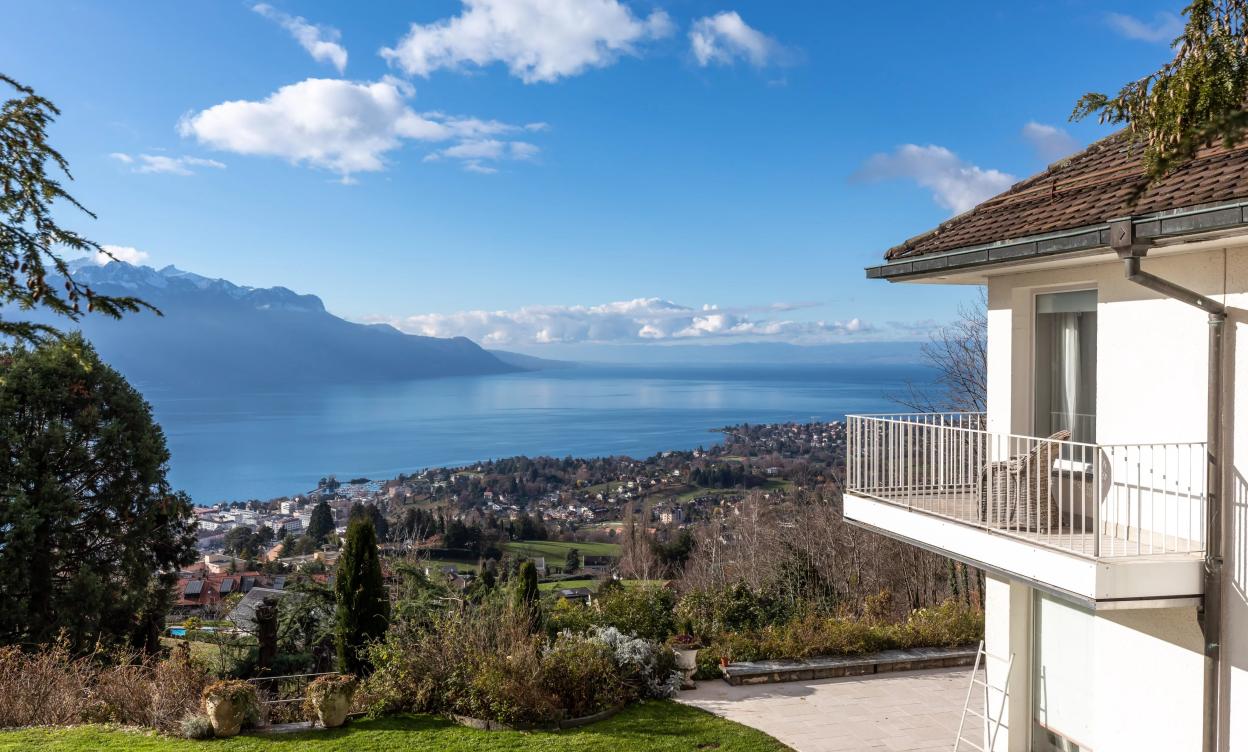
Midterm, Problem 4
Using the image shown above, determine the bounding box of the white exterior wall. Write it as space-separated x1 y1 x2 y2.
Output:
981 244 1248 751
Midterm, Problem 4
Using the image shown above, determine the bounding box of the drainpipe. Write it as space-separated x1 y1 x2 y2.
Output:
1110 218 1227 752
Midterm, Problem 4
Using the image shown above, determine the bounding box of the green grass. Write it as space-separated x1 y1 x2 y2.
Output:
0 702 789 752
502 540 621 560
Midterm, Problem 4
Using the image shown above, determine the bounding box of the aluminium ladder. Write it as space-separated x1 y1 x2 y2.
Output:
953 640 1013 752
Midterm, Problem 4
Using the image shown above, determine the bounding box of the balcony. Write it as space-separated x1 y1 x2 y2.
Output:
842 413 1207 608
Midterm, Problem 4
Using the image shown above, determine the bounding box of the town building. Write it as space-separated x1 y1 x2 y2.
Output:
845 134 1248 751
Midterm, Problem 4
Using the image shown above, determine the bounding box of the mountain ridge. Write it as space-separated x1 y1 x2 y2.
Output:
27 260 521 389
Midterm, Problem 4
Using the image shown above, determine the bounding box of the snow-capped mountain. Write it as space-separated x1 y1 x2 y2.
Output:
28 260 519 388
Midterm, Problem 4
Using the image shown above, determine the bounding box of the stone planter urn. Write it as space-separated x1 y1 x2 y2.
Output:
305 674 358 729
674 648 699 690
201 680 256 738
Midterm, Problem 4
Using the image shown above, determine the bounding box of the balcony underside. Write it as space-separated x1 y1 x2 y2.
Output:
844 492 1204 610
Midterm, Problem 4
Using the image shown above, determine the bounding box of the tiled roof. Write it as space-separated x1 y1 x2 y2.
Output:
885 133 1248 261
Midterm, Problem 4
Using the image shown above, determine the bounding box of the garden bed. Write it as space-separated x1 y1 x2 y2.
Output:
720 645 978 686
449 702 626 731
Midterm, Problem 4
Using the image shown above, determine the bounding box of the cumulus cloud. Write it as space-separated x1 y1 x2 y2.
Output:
367 298 876 346
109 152 226 176
96 244 150 266
853 144 1015 215
1105 11 1183 43
253 3 348 73
689 12 783 67
381 0 674 83
177 77 543 177
1021 121 1078 161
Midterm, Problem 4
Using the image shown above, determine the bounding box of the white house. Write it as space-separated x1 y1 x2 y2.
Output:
844 134 1248 751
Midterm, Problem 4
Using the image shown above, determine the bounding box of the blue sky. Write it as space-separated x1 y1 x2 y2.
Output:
1 1 1184 353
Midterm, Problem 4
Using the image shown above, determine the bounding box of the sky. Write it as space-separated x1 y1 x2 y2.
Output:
0 1 1187 354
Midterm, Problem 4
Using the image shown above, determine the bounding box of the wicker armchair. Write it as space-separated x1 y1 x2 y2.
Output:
978 429 1071 532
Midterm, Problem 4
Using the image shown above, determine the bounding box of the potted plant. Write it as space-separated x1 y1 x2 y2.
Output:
201 679 258 738
666 628 703 690
304 674 358 728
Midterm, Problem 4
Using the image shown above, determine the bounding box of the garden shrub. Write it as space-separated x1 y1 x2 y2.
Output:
0 639 208 733
693 596 983 679
365 593 679 726
539 634 622 718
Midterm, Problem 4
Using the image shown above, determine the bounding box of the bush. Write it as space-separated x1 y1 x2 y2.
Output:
0 640 208 733
365 593 679 726
675 582 790 640
594 585 676 641
179 713 214 740
539 634 622 718
693 597 983 679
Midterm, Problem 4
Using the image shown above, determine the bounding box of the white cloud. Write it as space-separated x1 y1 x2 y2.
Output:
367 298 877 346
110 152 226 176
689 12 783 67
1022 121 1078 161
96 244 150 266
853 144 1015 215
1105 11 1183 43
253 3 348 73
381 0 673 83
177 77 543 177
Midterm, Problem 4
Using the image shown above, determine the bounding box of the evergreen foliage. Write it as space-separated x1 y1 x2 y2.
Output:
1073 1 1248 181
0 76 154 342
334 517 390 674
0 335 196 650
306 501 334 544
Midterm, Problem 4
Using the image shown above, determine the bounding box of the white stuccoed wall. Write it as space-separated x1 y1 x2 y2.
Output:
981 243 1248 751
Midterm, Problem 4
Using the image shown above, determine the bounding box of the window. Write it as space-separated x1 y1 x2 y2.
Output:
1034 290 1097 443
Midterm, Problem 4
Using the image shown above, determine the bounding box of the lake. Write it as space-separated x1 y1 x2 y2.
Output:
139 363 932 505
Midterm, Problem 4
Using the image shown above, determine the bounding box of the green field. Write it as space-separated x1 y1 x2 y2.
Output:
503 539 621 560
539 578 667 593
673 479 790 503
0 702 789 752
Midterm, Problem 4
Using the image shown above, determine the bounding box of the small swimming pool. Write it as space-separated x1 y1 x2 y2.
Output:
168 627 187 637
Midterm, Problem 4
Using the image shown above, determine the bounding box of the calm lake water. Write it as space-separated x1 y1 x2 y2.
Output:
138 363 931 505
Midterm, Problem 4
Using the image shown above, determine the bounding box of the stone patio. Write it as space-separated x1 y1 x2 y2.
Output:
677 665 982 752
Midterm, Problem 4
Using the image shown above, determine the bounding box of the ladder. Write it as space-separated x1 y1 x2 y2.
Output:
953 640 1014 752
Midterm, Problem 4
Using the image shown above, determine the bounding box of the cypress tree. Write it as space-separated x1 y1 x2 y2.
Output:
307 501 334 544
334 517 390 674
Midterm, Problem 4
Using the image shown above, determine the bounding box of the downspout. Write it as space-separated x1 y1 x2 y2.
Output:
1110 219 1227 752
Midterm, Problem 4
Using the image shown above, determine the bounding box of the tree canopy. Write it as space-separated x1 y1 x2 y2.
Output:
0 335 196 650
0 75 152 342
1073 1 1248 180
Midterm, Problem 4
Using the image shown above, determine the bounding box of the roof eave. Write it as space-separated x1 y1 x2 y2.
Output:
865 199 1248 282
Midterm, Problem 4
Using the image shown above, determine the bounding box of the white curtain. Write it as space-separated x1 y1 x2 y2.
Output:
1051 312 1080 438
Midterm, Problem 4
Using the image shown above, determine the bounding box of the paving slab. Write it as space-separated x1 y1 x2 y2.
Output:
677 666 983 752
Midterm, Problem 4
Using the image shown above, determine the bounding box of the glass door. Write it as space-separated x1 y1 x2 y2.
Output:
1034 290 1097 443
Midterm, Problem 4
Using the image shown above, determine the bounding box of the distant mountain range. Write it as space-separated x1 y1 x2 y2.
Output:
29 261 529 389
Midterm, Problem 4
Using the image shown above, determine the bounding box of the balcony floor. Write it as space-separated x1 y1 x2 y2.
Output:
844 491 1205 606
853 487 1201 558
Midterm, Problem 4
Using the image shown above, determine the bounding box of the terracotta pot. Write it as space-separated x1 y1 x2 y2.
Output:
719 656 730 668
314 687 353 728
204 695 243 738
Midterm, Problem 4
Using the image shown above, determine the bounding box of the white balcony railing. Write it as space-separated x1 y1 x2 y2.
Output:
846 413 1207 560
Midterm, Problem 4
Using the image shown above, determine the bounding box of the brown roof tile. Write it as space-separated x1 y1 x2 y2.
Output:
885 133 1248 260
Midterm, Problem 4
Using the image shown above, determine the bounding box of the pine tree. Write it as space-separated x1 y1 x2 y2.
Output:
0 76 154 342
334 517 390 674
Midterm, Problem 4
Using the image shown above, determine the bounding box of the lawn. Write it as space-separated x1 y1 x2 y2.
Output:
0 701 789 752
503 539 621 560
